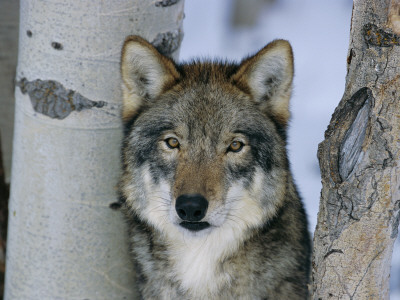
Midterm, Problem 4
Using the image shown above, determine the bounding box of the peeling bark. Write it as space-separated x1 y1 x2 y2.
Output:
312 0 400 299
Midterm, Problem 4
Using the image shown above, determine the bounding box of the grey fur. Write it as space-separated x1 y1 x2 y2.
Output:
119 36 311 299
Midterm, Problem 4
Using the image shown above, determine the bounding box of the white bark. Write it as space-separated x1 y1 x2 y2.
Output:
5 1 184 299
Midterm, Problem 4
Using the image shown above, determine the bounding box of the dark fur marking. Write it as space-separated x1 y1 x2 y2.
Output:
138 122 176 140
234 129 276 172
122 105 148 136
119 37 310 298
177 60 240 84
272 118 288 142
227 163 256 187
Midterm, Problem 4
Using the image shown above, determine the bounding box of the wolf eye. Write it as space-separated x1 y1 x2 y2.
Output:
165 137 180 149
228 141 244 152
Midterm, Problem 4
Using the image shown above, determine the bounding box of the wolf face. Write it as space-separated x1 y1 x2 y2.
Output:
119 36 310 299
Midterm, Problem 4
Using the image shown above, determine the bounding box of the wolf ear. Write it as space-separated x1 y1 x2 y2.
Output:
232 40 294 127
120 35 180 122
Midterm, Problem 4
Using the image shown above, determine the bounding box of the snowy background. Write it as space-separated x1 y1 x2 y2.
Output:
179 0 399 297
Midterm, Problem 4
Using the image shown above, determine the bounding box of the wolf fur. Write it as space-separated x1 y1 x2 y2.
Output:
119 35 311 299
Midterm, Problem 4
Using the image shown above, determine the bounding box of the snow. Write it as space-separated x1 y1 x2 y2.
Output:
179 0 399 297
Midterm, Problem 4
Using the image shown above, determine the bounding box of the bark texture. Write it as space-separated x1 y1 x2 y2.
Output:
312 0 400 299
4 1 184 299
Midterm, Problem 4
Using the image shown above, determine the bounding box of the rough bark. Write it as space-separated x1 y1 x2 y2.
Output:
4 1 184 299
312 0 400 299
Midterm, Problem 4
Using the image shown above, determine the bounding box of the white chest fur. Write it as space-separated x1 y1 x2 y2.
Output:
169 227 240 298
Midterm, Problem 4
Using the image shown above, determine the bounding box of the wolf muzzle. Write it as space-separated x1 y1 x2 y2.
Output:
175 194 210 231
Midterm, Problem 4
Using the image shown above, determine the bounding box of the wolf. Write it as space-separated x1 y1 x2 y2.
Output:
118 35 311 299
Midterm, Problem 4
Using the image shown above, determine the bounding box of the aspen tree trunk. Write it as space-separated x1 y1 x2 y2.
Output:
5 1 184 299
312 0 400 299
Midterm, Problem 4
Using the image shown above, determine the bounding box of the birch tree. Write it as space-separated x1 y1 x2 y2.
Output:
312 0 400 298
5 1 184 299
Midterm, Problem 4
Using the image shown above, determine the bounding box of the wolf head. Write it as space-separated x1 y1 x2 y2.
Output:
120 36 294 240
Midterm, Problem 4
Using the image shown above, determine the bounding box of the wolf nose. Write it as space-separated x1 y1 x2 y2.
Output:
175 194 209 222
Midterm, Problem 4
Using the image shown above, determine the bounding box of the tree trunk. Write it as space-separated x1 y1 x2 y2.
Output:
0 0 19 184
4 1 184 299
312 0 400 299
0 2 19 298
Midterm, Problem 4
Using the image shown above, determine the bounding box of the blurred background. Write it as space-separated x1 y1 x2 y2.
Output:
179 0 399 298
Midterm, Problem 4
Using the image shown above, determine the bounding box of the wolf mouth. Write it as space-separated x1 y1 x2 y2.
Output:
179 221 210 232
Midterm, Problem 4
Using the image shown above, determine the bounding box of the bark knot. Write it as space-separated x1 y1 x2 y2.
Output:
151 29 183 57
17 78 107 119
155 0 179 7
319 87 373 184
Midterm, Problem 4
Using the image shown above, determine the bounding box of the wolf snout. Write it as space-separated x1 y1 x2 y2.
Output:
175 194 208 222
